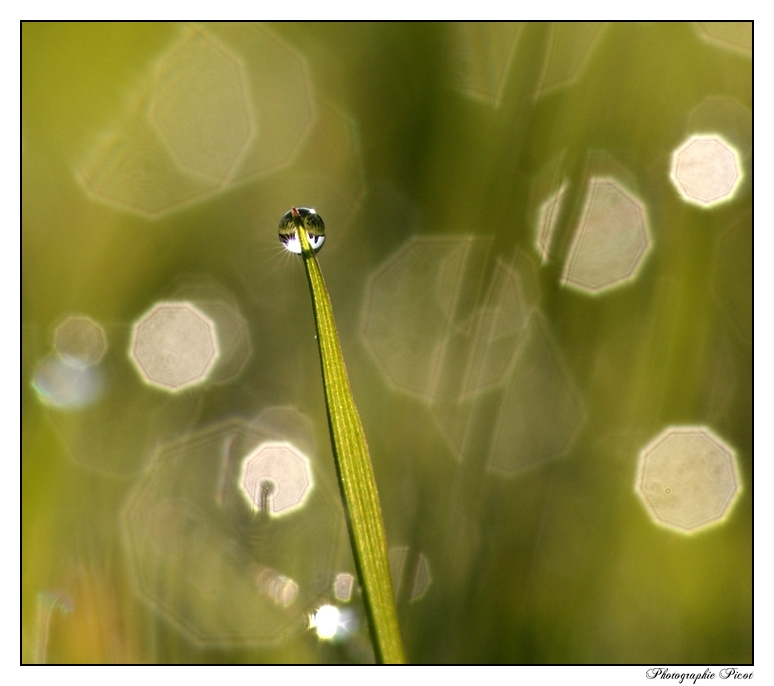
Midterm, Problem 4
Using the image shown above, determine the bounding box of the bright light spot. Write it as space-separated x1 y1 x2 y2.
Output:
311 604 340 640
333 572 355 602
535 181 569 264
120 415 339 647
53 316 107 368
32 355 103 409
130 301 220 392
635 426 741 534
239 441 313 516
670 134 743 207
151 30 254 183
278 233 325 255
561 177 650 294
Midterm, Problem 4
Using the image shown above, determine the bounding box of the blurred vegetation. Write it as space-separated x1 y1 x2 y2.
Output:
22 22 751 664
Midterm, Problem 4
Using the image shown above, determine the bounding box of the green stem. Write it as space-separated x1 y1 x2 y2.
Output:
298 226 406 664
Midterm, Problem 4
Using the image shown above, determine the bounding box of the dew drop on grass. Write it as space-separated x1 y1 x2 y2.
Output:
278 207 326 254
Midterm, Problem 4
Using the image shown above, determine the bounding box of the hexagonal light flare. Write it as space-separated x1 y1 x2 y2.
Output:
53 315 107 368
451 22 524 107
535 22 607 97
151 30 254 183
635 426 741 534
389 546 432 602
535 180 569 264
361 236 499 401
130 301 220 392
168 285 253 385
333 572 355 602
239 441 313 516
362 236 582 472
670 134 743 208
255 567 299 608
77 24 315 217
121 415 341 647
206 22 316 183
486 314 585 475
561 177 650 294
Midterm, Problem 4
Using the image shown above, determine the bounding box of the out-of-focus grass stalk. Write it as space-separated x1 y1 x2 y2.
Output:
297 223 406 664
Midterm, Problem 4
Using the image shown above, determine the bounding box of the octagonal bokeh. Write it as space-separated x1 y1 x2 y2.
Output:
130 302 219 392
635 426 741 533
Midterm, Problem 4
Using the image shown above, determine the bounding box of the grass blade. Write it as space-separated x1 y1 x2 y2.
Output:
296 221 406 664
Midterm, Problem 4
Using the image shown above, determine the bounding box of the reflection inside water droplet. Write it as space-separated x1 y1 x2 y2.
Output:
278 207 326 254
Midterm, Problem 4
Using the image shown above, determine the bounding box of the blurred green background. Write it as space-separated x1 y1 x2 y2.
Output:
22 22 752 664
